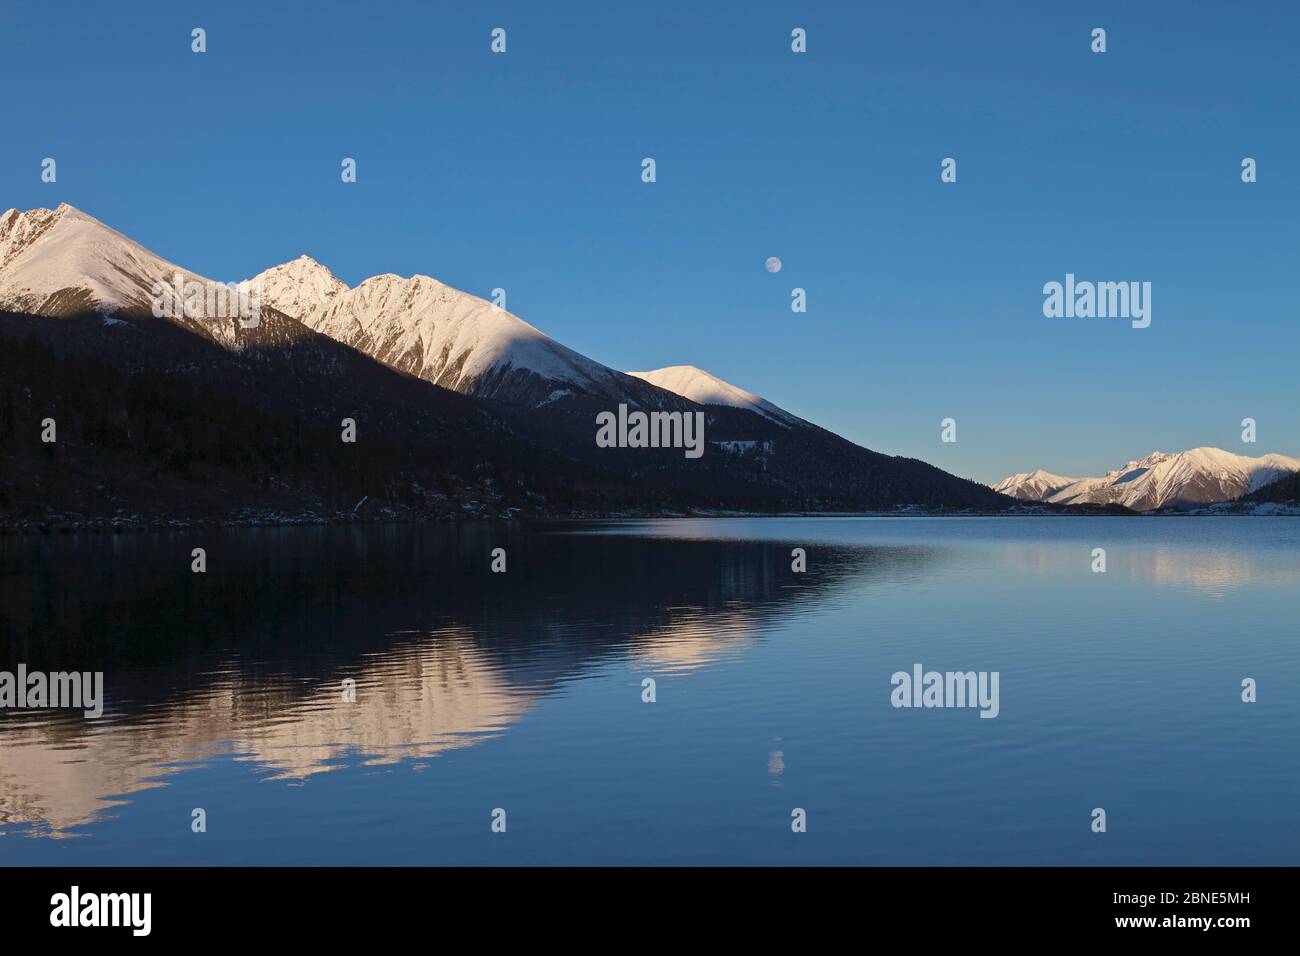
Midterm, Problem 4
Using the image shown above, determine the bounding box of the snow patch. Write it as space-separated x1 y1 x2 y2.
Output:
535 388 573 407
0 204 205 317
626 365 802 426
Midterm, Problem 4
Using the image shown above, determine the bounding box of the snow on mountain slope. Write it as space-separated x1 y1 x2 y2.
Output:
990 469 1079 500
997 447 1300 511
243 259 680 407
0 204 206 319
0 205 369 354
0 205 728 414
625 365 803 427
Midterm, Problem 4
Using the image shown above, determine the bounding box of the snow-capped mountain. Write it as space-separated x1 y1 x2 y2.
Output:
991 469 1079 501
243 257 680 408
0 204 344 352
626 365 804 427
0 204 1015 515
0 204 205 319
996 448 1300 511
0 205 776 417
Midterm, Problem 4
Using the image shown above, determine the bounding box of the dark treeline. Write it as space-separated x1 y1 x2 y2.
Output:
0 329 510 520
1244 471 1300 504
0 309 1013 526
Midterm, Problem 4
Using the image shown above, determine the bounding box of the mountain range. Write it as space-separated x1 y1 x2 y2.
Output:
994 447 1300 511
240 253 679 409
0 203 1009 526
3 204 1297 525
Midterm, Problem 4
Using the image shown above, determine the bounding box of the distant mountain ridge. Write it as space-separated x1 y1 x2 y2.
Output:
995 447 1300 511
243 254 682 409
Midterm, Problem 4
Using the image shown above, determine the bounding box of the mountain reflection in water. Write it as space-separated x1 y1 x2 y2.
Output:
0 522 909 835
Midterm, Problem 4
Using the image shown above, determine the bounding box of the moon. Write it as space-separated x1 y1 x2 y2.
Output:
765 256 782 273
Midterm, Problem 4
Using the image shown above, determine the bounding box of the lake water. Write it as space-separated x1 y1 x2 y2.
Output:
1 517 1297 865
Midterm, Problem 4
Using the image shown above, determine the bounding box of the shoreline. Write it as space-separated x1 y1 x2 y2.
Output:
2 503 1296 536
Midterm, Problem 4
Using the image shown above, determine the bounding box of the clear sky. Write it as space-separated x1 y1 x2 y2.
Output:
3 0 1297 484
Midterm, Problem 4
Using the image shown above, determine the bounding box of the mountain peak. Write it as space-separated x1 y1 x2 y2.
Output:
244 254 350 319
991 469 1079 500
1107 450 1173 477
14 203 99 227
626 365 803 426
0 203 200 316
257 253 344 282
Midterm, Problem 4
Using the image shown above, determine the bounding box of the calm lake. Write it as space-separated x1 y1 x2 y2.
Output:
1 517 1297 865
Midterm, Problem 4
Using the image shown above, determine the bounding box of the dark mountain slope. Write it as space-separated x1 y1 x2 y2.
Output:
1242 471 1300 505
0 307 1012 525
501 391 1010 511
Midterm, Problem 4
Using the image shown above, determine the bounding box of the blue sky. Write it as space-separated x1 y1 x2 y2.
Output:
3 0 1297 483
